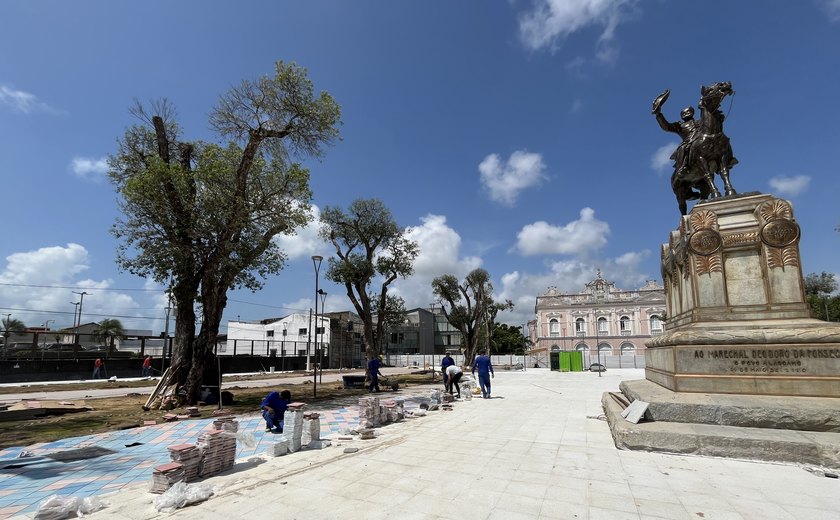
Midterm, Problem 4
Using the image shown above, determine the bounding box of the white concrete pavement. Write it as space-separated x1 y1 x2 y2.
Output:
50 367 839 520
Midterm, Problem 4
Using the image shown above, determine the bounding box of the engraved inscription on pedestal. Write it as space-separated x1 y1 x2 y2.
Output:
679 346 840 376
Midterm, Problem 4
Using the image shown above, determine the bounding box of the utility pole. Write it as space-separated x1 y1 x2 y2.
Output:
72 291 89 344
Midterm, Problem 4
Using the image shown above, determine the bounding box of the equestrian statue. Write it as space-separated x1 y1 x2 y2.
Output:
652 81 739 215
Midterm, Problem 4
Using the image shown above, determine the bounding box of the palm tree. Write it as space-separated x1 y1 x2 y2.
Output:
92 319 126 357
2 315 26 349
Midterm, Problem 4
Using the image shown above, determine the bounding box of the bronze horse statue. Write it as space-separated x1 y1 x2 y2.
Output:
654 82 738 215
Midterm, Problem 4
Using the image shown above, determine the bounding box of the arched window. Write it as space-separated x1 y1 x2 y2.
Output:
597 316 608 334
550 345 561 352
598 342 611 352
620 342 635 353
575 318 586 335
620 316 631 335
575 343 588 351
649 315 662 335
549 319 559 337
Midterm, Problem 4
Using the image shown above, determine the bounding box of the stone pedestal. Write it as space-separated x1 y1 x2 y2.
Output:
645 193 840 397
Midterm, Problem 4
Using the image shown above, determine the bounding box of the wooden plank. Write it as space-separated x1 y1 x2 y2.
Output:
143 367 171 411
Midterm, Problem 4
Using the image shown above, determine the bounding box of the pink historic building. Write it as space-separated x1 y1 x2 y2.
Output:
529 271 665 358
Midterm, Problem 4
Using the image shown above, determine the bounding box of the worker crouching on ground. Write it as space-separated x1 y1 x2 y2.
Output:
261 389 291 433
445 364 463 398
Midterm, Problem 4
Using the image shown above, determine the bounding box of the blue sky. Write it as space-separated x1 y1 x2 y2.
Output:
1 0 839 334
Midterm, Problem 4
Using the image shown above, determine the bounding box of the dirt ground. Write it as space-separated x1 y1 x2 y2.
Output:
0 374 438 450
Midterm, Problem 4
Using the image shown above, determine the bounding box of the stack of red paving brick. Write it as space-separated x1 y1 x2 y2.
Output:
197 428 236 477
150 462 185 493
212 416 238 432
167 444 201 482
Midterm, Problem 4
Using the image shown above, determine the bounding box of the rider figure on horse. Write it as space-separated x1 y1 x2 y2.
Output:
652 90 698 181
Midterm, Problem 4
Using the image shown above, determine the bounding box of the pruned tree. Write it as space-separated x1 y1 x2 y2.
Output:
92 318 126 357
431 268 513 365
109 61 341 404
319 199 418 361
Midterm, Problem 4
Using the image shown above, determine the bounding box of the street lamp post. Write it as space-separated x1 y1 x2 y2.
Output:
311 255 323 398
317 289 327 383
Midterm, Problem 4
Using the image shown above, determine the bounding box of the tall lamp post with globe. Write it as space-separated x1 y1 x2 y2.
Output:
311 255 323 398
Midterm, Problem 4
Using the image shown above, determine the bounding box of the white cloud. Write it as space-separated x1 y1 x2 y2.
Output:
495 253 653 325
518 0 637 61
0 84 60 114
273 205 330 261
390 214 483 310
651 142 676 174
0 244 147 330
818 0 840 21
513 208 610 256
70 157 109 182
479 150 547 207
769 175 810 197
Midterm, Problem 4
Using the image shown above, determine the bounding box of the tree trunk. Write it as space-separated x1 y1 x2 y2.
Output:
168 281 198 397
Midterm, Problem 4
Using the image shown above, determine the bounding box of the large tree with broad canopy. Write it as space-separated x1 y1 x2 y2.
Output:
108 61 341 404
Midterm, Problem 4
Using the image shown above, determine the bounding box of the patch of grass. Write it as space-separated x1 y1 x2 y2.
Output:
0 374 437 450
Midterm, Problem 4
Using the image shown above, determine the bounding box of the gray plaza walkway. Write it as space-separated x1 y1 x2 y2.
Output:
24 368 839 520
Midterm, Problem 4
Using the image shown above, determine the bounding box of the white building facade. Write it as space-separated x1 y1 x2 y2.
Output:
224 313 330 363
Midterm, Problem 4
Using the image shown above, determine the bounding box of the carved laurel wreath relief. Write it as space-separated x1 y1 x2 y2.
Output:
756 199 800 269
687 210 723 276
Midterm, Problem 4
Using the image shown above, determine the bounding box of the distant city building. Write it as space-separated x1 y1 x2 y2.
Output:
221 306 464 366
530 271 665 356
224 313 330 360
377 307 464 356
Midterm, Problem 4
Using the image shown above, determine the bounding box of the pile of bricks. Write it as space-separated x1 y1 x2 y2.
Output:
284 410 305 453
197 428 236 477
265 437 288 457
303 412 321 445
212 417 237 432
150 462 184 494
358 396 381 428
167 444 201 482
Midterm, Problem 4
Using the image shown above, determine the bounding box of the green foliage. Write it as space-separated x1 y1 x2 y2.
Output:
431 268 514 364
92 319 126 343
804 272 838 296
806 294 840 321
2 317 26 335
320 199 418 360
803 272 839 322
108 61 341 403
491 323 526 354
